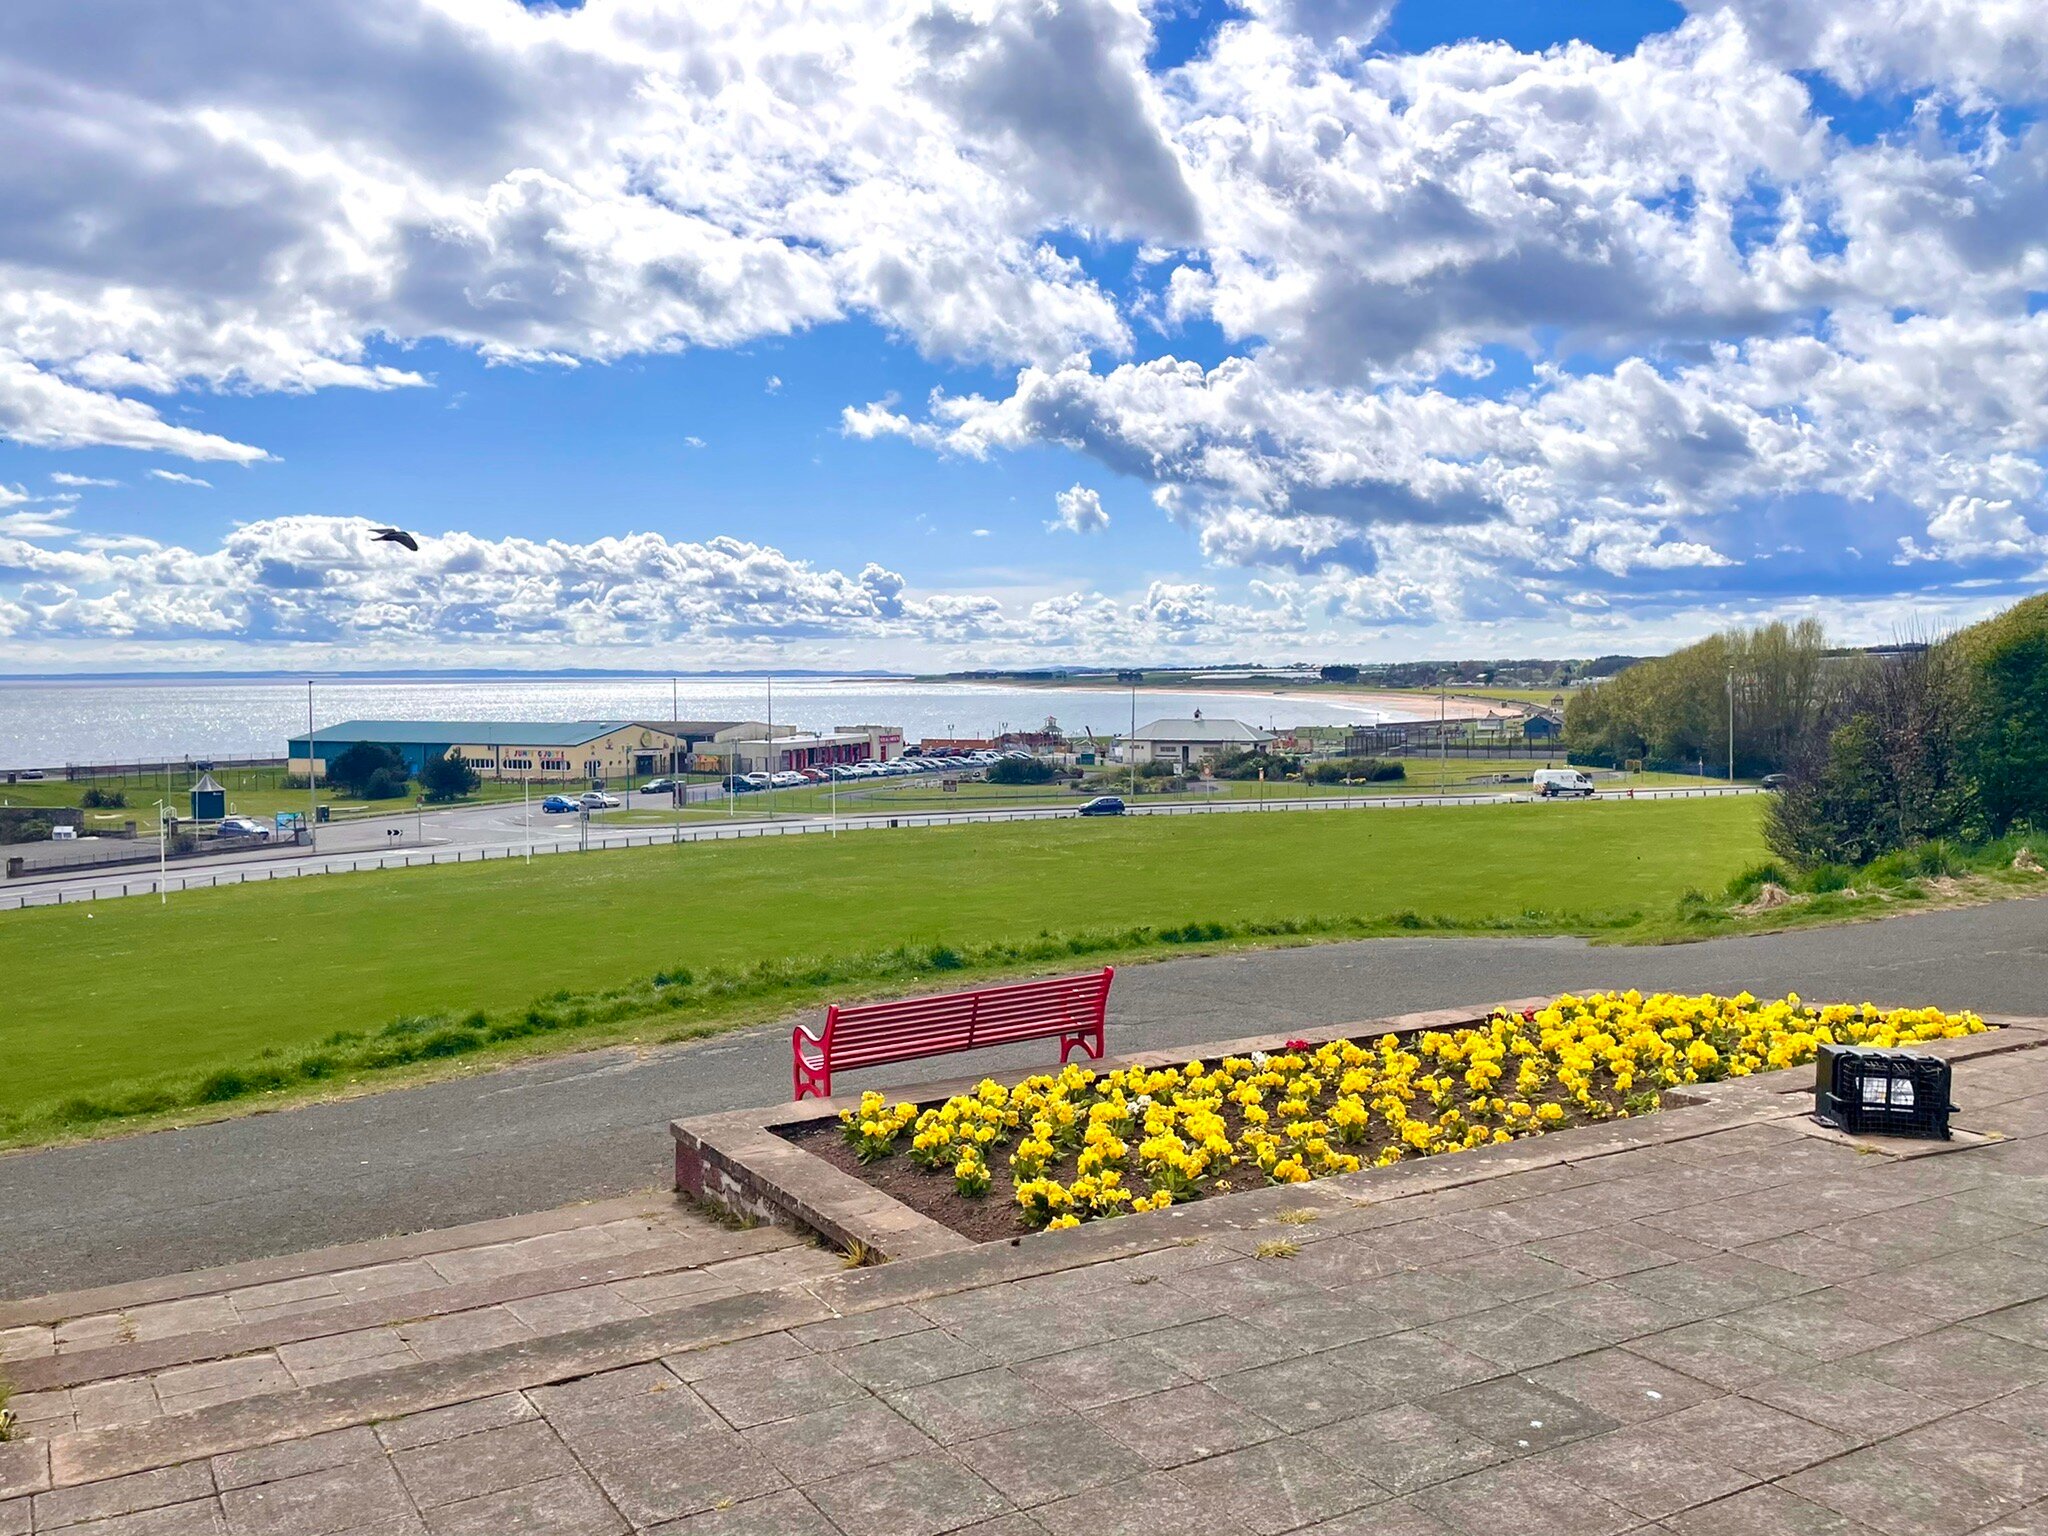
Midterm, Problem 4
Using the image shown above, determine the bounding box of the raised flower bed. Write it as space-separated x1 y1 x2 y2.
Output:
784 990 1987 1241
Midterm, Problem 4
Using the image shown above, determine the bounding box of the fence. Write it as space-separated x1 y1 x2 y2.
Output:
0 784 1759 910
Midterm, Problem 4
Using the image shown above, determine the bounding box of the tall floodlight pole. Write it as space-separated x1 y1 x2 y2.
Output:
154 798 169 904
1726 663 1736 783
306 680 317 851
1116 670 1142 797
1439 678 1447 793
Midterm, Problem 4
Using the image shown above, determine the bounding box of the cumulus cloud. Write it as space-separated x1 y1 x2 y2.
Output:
2 0 2045 648
1049 483 1109 535
0 515 1319 667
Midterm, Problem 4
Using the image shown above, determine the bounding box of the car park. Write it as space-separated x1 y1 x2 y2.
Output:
1078 795 1126 816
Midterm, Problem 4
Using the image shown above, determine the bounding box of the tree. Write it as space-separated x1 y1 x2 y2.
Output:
1565 619 1834 774
362 767 411 800
328 742 409 798
420 754 482 803
1957 594 2048 836
1319 665 1360 684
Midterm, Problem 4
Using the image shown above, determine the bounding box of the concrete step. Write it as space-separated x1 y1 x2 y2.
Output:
1 1192 842 1442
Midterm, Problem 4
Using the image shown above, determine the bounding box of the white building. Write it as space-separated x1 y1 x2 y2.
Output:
1120 717 1273 768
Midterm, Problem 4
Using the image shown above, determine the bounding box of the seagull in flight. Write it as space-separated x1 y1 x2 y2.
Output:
371 526 420 552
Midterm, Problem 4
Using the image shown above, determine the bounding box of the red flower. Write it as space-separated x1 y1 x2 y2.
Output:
1284 1038 1313 1051
1521 1008 1537 1022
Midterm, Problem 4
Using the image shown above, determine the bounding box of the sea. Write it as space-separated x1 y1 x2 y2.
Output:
0 675 1416 768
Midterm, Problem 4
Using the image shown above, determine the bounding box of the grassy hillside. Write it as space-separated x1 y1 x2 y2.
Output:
0 796 1764 1138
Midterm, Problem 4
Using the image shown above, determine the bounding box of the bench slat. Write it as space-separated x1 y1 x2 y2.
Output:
792 966 1113 1099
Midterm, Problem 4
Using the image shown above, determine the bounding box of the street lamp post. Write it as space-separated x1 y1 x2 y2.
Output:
152 798 169 905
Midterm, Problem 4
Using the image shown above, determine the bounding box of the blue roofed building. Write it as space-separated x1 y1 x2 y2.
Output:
287 720 692 785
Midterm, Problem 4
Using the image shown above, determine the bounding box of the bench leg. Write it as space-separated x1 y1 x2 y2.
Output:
1059 1025 1104 1064
793 1053 831 1101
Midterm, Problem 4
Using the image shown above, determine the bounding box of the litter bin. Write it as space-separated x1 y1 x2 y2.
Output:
316 804 330 823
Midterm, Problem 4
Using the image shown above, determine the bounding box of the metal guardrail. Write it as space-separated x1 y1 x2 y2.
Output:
0 784 1760 909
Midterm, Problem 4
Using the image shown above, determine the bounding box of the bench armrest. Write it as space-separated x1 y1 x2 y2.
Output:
792 1021 826 1048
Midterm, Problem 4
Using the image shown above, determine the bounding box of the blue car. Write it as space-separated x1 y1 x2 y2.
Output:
1078 796 1126 816
540 794 577 814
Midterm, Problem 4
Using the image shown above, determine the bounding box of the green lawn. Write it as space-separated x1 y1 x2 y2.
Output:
0 767 537 824
0 795 1764 1136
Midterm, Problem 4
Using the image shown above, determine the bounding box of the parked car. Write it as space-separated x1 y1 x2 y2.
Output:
640 777 677 794
1078 795 1126 816
1532 768 1596 798
215 816 271 840
739 773 771 790
770 771 807 789
541 794 577 813
578 791 621 810
801 768 830 782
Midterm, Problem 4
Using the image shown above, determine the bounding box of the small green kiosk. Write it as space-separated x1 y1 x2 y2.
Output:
190 772 226 822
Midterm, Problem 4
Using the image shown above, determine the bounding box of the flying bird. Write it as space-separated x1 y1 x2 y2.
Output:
371 526 420 552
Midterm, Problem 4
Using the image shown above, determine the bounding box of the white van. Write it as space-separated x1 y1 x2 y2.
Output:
1533 768 1596 798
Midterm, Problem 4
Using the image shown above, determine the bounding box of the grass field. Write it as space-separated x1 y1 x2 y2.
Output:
0 767 535 823
0 796 1766 1139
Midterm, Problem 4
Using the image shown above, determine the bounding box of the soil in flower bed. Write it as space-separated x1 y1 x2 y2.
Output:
777 994 1989 1243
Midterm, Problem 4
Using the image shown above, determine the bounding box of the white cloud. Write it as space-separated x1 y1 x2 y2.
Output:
148 469 214 488
1 0 2045 643
683 435 706 449
50 472 120 488
1049 483 1109 535
0 507 73 539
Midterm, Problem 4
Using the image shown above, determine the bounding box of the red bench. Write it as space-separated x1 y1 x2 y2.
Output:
792 967 1115 1100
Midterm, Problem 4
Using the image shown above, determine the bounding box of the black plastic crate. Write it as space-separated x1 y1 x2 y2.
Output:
1813 1045 1953 1139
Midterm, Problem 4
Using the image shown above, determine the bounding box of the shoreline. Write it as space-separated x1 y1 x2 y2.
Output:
932 677 1506 723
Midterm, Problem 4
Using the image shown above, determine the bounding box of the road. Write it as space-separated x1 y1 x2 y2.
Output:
0 781 1756 909
2 896 2041 1297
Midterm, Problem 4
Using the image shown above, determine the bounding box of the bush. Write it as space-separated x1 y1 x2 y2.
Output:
79 786 126 809
986 757 1056 785
1211 750 1301 781
1135 759 1177 779
362 766 411 800
420 754 482 802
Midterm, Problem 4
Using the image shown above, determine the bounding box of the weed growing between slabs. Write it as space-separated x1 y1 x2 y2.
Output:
796 992 1988 1242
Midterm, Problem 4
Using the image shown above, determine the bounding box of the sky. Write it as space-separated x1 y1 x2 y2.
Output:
0 0 2045 672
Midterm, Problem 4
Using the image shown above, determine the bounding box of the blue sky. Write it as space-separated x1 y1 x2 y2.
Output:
0 0 2043 671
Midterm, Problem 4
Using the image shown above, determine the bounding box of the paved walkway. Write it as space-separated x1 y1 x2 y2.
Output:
3 1025 2046 1536
4 899 2044 1295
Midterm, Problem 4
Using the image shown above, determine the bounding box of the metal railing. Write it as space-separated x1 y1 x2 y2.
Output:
0 784 1759 909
